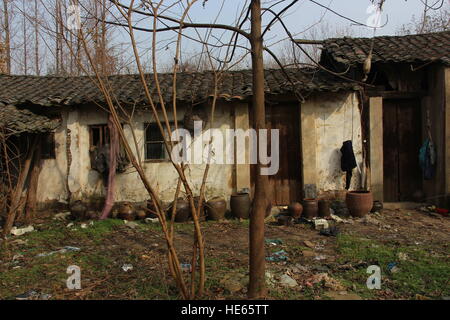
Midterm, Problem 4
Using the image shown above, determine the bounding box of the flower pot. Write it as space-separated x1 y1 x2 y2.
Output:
206 197 227 220
302 199 318 219
346 191 373 218
168 198 190 222
288 202 303 218
318 199 331 218
230 193 251 219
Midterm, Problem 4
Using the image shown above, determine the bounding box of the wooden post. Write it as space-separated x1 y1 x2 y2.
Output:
25 134 43 223
2 135 38 237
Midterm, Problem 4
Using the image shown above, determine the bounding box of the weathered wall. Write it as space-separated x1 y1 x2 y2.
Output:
37 92 363 206
422 65 447 206
302 91 363 198
37 102 235 205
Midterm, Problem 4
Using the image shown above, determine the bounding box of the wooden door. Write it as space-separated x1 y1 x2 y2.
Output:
264 104 302 205
383 99 422 201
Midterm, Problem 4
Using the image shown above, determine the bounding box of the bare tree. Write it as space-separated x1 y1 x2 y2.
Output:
1 0 11 74
397 0 449 35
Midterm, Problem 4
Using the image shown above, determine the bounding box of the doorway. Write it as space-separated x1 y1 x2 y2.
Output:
250 103 302 205
383 98 422 201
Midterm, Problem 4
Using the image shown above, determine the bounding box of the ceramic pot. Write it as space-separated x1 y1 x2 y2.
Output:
318 199 331 218
118 202 135 221
206 197 227 220
288 202 303 218
70 200 87 220
371 200 383 213
168 198 190 222
230 193 251 219
135 210 147 220
302 199 318 219
346 191 373 218
85 210 99 220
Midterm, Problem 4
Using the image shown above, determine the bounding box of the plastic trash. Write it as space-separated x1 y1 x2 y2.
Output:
122 264 134 272
10 225 34 236
266 250 288 262
265 238 283 245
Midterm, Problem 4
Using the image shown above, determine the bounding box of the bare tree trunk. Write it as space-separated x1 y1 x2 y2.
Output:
55 1 60 74
3 0 11 74
22 0 28 75
248 0 268 299
34 0 40 75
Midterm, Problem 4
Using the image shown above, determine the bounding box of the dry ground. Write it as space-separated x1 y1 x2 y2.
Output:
0 207 449 300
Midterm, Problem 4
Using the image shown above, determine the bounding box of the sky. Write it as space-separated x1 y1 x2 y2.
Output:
119 0 439 70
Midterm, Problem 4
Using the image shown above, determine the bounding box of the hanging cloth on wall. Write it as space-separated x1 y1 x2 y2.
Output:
340 140 357 190
419 138 436 180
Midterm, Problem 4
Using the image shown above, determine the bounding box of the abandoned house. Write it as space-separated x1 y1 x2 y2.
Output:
0 31 449 213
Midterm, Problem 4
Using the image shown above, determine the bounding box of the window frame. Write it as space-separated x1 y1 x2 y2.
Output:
144 122 182 162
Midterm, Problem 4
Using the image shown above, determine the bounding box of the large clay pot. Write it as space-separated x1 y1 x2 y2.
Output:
346 191 373 218
70 200 87 220
318 199 331 218
288 202 303 218
168 198 190 222
206 197 227 220
230 193 251 219
302 199 318 219
135 210 147 220
118 202 135 221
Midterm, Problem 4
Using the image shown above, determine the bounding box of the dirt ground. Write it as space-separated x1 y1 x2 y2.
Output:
0 207 449 300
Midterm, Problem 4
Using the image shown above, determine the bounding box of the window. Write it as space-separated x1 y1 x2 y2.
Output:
89 124 110 149
41 132 56 159
145 123 166 160
144 122 183 160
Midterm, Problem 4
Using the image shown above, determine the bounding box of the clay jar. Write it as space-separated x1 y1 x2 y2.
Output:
346 191 373 218
302 199 318 219
206 197 227 221
70 200 87 220
168 198 190 222
118 202 135 221
135 209 147 220
230 193 251 219
288 202 303 219
318 199 331 218
371 200 383 213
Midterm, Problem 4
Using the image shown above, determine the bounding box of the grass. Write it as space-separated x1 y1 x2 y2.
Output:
335 234 450 299
1 217 449 300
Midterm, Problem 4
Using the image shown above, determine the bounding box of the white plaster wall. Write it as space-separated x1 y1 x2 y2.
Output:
37 102 235 204
36 111 69 203
310 92 363 193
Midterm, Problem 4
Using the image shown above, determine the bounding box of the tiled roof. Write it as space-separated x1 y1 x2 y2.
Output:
0 68 359 107
322 31 450 66
0 104 60 135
